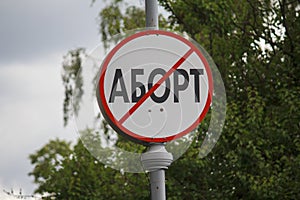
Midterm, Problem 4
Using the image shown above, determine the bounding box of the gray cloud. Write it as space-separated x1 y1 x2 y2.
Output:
0 57 78 194
0 0 102 64
0 0 104 194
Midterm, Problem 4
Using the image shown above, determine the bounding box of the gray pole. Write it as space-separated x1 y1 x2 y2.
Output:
141 144 173 200
143 2 173 200
150 170 166 200
145 0 159 29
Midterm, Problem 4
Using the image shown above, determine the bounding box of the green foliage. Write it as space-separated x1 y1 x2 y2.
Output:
29 0 300 199
29 139 150 199
29 139 72 196
99 0 167 50
61 48 85 126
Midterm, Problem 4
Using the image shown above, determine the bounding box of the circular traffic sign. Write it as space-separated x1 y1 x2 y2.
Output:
97 30 213 144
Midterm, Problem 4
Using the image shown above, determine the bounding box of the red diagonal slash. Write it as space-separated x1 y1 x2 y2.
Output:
118 47 194 124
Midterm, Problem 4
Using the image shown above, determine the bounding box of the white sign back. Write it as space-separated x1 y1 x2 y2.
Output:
97 30 213 144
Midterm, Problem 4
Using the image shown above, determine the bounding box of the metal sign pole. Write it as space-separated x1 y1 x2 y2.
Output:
141 144 173 200
145 0 159 29
142 2 173 200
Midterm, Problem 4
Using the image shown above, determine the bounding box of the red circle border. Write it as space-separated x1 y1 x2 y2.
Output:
98 30 213 143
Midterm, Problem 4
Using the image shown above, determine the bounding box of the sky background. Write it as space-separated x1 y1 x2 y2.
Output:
0 0 110 195
0 0 164 197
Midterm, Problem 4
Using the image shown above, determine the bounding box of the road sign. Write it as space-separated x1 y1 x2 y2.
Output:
97 30 213 144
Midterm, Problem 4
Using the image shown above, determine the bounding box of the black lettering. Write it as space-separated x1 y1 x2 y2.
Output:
131 69 146 102
148 68 170 103
109 69 129 103
174 69 189 103
190 69 204 102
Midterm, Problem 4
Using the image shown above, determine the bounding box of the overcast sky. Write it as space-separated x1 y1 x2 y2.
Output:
0 0 106 195
0 0 161 196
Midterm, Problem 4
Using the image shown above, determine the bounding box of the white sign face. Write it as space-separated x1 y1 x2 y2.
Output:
97 30 213 143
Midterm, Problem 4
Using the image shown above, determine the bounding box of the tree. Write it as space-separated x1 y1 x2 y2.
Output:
29 138 149 199
29 0 300 199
